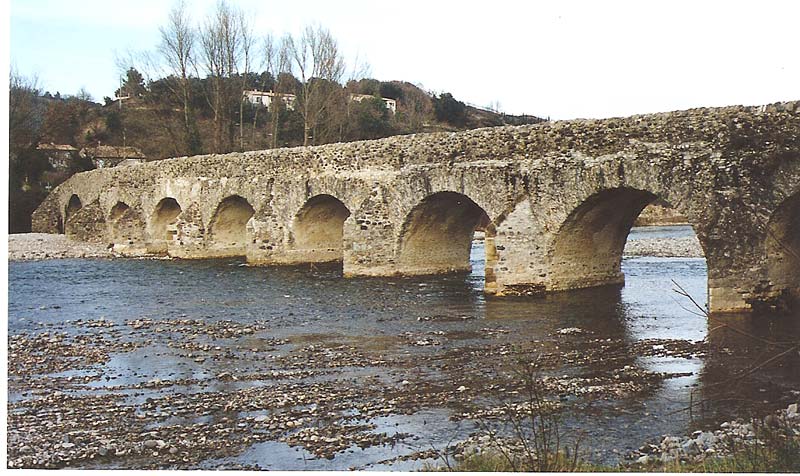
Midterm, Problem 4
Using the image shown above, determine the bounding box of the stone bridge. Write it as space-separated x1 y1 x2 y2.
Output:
32 102 800 314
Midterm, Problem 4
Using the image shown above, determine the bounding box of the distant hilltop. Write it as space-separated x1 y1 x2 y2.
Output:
33 75 546 163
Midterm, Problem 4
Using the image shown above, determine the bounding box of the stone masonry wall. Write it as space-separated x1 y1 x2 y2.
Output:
32 101 800 313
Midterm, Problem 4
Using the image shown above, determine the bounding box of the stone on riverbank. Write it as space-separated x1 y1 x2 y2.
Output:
8 233 114 261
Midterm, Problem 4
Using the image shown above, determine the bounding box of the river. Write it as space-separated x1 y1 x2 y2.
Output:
7 226 800 469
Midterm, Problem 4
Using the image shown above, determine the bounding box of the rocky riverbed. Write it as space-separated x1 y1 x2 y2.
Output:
8 233 114 261
624 235 704 258
8 304 799 470
628 402 800 467
7 229 795 470
5 313 714 469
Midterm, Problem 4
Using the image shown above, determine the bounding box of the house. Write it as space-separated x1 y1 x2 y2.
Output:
37 143 79 170
242 90 296 111
80 145 146 168
349 93 397 115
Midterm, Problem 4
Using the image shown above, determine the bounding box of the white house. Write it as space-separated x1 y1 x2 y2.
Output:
243 90 296 111
349 93 397 115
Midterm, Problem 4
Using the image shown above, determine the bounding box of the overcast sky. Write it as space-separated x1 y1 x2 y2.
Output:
8 0 800 120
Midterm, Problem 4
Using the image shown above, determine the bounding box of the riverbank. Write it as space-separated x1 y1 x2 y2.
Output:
10 229 705 262
437 402 800 472
8 252 798 469
8 233 114 261
623 235 704 258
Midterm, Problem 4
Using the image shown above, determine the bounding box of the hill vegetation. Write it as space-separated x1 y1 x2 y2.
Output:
8 0 545 233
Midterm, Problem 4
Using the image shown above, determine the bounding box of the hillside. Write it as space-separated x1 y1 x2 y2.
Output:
109 79 544 160
9 74 545 232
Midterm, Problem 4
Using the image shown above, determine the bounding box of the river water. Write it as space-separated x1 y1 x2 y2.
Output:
7 226 800 470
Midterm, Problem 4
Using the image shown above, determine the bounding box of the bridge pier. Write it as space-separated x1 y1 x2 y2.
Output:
65 201 107 244
342 192 398 277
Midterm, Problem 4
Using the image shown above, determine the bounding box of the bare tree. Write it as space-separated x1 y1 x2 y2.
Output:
259 33 292 148
72 87 93 102
402 83 433 132
199 0 243 153
286 25 346 146
236 9 254 151
159 0 201 154
9 69 43 173
9 68 49 232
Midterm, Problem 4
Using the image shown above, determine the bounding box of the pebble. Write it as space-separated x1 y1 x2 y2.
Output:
630 402 800 466
624 235 703 258
143 439 166 449
6 284 796 471
9 233 114 261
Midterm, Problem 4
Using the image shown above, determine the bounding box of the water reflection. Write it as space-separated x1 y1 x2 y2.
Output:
8 227 800 469
692 312 800 425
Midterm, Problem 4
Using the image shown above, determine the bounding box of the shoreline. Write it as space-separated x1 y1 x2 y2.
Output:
623 235 704 258
10 229 705 263
8 233 115 261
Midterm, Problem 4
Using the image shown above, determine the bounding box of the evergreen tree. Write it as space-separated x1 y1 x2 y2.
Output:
115 67 147 98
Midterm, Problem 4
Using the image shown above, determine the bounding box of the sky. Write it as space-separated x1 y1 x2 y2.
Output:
7 0 800 120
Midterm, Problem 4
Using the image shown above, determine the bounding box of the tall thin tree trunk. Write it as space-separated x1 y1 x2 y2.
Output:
239 95 245 150
271 103 280 148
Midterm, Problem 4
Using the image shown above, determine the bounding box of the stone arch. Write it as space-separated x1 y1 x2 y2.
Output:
291 194 351 262
207 195 255 253
765 190 800 311
149 198 182 253
108 201 144 246
548 187 661 291
397 191 490 274
64 194 82 227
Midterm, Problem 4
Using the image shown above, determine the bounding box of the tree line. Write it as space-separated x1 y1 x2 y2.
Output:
125 0 426 156
8 0 545 232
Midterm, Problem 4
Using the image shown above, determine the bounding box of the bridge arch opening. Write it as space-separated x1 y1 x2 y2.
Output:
765 191 800 312
398 191 492 276
549 187 704 291
291 194 351 262
208 195 255 253
109 201 142 245
149 198 182 246
64 194 82 226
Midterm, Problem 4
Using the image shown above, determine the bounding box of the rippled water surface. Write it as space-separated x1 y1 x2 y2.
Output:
8 227 800 470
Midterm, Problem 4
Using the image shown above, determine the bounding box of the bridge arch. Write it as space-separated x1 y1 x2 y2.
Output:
765 190 800 311
108 201 144 247
148 197 182 254
291 194 351 262
547 187 695 291
207 195 255 255
64 194 82 225
109 202 131 241
397 191 490 275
